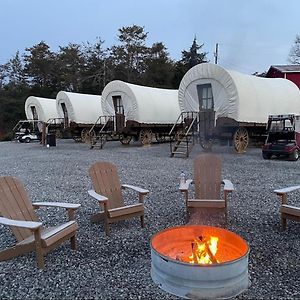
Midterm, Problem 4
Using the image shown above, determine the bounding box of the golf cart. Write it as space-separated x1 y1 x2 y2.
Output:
13 120 41 143
262 114 300 161
18 133 40 143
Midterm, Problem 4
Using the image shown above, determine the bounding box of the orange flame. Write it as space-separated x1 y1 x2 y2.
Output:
188 236 219 264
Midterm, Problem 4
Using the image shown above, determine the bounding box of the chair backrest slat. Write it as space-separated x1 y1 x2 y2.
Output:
194 154 222 200
0 177 39 241
89 162 124 209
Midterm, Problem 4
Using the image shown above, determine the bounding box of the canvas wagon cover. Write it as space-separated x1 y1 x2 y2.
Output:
25 96 58 122
101 80 180 124
56 91 103 124
178 63 300 123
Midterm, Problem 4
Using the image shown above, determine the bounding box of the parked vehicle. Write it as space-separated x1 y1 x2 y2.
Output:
262 114 300 161
12 120 39 142
19 133 40 143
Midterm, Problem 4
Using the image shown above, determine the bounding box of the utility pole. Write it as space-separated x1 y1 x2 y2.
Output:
214 43 219 64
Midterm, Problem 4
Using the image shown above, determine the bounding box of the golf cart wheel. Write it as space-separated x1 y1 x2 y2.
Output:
290 149 299 161
262 153 271 160
24 137 31 143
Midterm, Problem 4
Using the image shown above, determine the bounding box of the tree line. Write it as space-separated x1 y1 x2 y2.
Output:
0 25 208 140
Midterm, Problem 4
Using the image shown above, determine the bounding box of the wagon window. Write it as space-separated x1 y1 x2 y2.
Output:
112 96 124 114
197 84 213 110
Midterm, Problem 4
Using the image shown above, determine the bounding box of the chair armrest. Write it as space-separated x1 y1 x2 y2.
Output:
0 217 42 230
274 185 300 205
88 190 108 202
222 179 234 192
122 184 149 194
274 185 300 195
179 179 193 191
32 202 81 210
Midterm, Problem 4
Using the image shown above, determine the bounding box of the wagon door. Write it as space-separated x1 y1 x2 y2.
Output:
60 102 69 128
112 96 125 132
30 106 38 120
197 83 215 139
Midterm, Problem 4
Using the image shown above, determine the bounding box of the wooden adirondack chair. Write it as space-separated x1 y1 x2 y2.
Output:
88 161 149 236
274 185 300 230
179 153 234 223
0 176 81 269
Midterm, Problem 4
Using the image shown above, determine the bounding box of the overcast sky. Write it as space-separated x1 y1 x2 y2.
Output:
0 0 299 74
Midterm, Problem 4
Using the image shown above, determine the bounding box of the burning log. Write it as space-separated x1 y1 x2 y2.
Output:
190 235 219 264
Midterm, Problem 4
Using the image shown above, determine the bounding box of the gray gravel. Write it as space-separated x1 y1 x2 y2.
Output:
0 139 299 299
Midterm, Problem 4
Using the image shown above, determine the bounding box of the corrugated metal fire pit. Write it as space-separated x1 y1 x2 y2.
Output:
151 225 250 299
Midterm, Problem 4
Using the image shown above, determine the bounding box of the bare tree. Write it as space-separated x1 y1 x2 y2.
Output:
288 35 300 64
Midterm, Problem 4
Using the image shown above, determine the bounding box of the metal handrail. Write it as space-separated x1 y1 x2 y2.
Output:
169 111 199 136
168 113 184 136
12 119 39 132
99 116 114 133
88 115 115 135
46 118 64 128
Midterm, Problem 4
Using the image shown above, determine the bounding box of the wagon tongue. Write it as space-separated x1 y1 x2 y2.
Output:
181 235 219 264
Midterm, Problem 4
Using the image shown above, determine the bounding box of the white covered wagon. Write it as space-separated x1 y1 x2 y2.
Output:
56 91 103 142
178 63 300 152
25 96 59 122
13 96 62 141
101 80 180 145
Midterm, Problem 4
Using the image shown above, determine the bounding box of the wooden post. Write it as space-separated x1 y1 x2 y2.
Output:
67 209 75 220
42 122 46 146
34 228 45 269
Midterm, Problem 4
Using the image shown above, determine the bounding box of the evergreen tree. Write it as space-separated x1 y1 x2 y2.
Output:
81 38 108 94
6 52 27 87
110 25 149 83
182 37 208 68
172 37 208 88
24 41 57 95
56 43 85 92
143 42 174 88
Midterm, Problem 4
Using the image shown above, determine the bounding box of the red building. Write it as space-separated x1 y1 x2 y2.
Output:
266 65 300 89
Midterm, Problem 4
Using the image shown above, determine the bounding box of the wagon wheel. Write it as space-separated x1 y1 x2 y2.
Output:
200 137 213 152
96 132 107 149
233 127 249 153
73 136 82 143
175 129 185 141
87 130 96 144
81 129 95 144
80 128 88 143
139 129 153 146
155 133 166 143
120 134 132 145
55 130 62 139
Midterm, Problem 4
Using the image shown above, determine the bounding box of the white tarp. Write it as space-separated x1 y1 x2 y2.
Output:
101 80 180 124
25 96 58 122
178 63 300 123
56 91 103 124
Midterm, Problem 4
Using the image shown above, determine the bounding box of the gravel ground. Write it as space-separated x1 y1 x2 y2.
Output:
0 139 299 299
